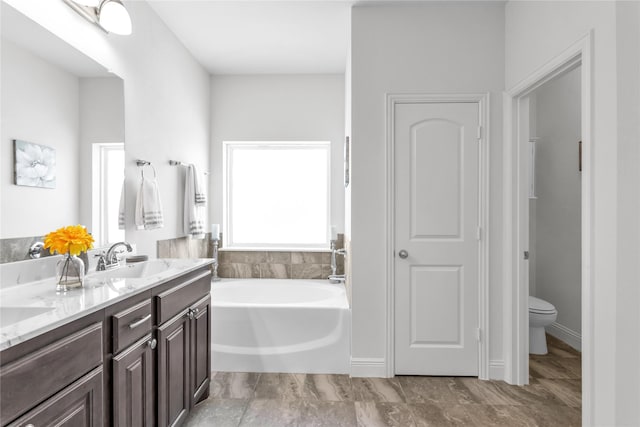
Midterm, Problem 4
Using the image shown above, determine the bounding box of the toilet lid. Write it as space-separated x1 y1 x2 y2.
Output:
529 296 556 313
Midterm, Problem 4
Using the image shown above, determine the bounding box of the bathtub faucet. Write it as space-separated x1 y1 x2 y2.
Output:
328 274 346 284
329 240 347 282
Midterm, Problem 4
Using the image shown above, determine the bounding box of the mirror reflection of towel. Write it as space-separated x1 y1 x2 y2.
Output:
184 164 205 238
118 179 125 230
135 174 164 230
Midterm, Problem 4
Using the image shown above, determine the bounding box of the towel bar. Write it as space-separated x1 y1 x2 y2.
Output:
169 160 209 175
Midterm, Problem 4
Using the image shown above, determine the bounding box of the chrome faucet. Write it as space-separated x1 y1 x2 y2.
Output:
104 242 133 269
329 240 347 284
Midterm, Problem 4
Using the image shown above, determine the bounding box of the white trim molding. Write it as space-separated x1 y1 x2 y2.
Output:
547 323 582 352
489 360 505 380
351 358 386 378
384 92 491 379
502 31 593 425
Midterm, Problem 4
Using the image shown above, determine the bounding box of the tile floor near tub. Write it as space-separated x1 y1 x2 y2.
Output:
184 335 581 426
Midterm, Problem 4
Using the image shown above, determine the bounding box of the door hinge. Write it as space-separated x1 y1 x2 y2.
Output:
476 227 482 241
524 251 530 260
477 125 483 141
476 328 482 342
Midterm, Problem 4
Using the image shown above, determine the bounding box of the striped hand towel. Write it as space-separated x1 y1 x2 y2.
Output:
184 164 205 238
118 179 125 230
135 174 164 230
193 164 206 206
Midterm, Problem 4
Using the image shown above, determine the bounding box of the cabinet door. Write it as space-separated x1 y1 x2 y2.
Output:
157 312 190 427
8 366 103 427
190 295 211 406
112 334 155 427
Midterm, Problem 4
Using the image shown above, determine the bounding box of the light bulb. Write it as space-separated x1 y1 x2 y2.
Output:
99 0 132 35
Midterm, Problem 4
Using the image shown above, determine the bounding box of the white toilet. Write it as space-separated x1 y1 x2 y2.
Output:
529 296 558 355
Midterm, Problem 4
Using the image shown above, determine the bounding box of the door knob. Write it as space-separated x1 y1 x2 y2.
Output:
398 250 409 259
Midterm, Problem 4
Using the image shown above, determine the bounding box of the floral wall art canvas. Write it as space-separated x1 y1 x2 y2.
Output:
13 139 56 188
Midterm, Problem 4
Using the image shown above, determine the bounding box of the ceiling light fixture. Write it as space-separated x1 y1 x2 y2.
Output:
63 0 132 35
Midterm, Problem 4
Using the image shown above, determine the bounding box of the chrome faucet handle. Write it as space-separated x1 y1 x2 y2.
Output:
94 252 107 271
328 274 346 284
28 241 45 259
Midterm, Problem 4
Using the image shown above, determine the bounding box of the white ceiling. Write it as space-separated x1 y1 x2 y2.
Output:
147 1 352 75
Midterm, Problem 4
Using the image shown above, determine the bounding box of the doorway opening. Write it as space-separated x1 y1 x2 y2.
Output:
504 33 592 424
526 65 582 381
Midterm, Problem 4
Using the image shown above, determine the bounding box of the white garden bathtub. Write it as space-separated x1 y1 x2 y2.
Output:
211 279 350 374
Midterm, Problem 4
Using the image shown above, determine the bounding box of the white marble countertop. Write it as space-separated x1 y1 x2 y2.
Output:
0 258 214 351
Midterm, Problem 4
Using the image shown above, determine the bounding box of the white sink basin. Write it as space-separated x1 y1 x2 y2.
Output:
0 306 55 327
90 260 173 280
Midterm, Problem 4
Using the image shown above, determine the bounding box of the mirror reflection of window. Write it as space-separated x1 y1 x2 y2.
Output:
92 142 125 246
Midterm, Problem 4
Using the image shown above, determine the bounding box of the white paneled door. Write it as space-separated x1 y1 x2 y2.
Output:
394 102 480 376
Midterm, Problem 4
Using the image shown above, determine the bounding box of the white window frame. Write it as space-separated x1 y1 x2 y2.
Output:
91 142 124 246
223 141 331 250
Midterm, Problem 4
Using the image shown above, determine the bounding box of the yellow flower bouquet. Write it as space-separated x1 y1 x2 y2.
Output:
44 225 94 291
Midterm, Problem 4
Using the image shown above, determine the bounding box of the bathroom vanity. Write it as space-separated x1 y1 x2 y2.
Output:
0 259 213 427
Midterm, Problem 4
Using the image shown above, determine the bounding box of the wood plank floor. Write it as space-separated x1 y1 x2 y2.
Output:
184 335 581 426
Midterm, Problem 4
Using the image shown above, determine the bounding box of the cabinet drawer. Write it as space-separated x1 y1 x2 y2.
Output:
156 270 210 325
7 366 103 427
112 299 152 354
0 322 103 425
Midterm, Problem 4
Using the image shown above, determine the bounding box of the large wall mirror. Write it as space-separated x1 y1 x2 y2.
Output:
1 3 125 262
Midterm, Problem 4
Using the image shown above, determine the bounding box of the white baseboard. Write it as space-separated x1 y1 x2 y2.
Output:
489 360 505 380
350 358 387 378
547 322 582 352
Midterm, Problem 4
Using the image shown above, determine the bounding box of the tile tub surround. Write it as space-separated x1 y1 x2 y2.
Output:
218 234 345 280
0 258 214 350
218 251 332 280
157 234 345 280
183 335 581 426
157 232 213 259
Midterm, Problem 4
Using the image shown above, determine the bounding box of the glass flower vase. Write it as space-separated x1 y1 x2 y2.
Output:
56 254 85 292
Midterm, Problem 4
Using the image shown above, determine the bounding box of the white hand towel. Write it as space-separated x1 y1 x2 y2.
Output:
193 164 206 206
118 179 125 230
184 164 205 238
135 174 164 230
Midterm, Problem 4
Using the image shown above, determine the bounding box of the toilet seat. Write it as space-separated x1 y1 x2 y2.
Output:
529 296 557 314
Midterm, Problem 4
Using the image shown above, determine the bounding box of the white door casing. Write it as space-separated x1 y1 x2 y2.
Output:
502 33 592 424
393 100 482 376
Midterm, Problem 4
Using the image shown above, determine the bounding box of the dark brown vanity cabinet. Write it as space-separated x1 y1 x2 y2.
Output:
7 367 104 427
0 266 212 427
110 297 155 427
189 295 212 405
1 318 105 427
156 271 211 427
